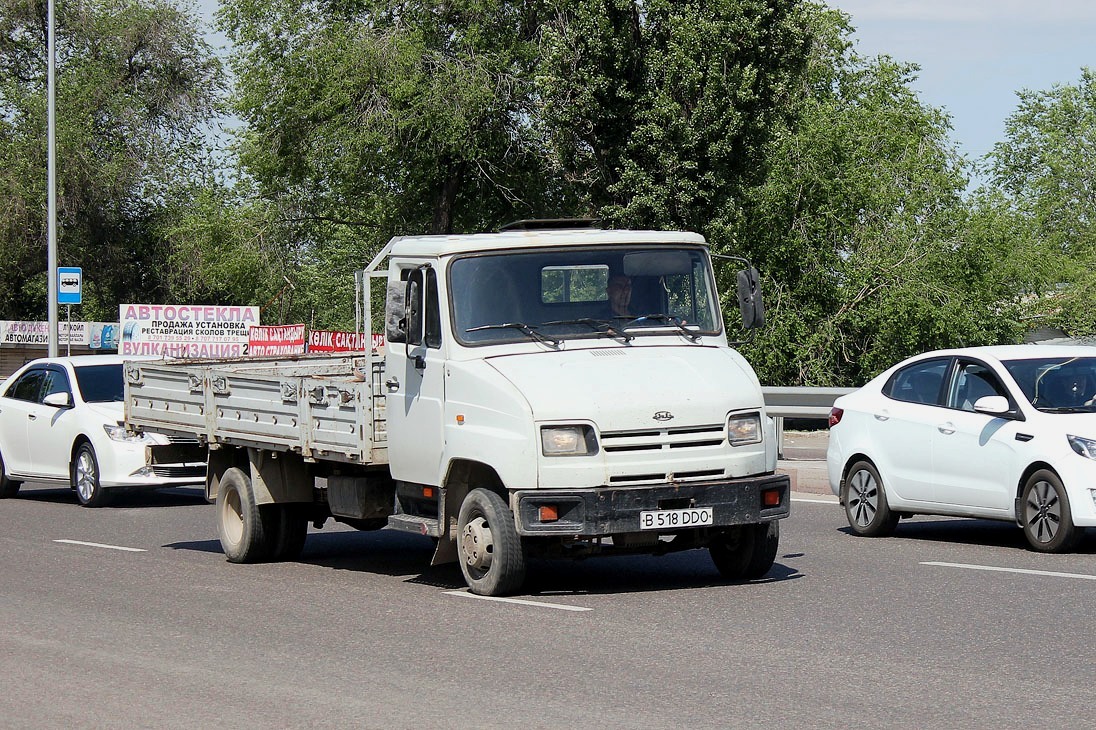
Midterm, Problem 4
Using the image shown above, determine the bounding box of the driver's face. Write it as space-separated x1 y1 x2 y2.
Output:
607 276 631 315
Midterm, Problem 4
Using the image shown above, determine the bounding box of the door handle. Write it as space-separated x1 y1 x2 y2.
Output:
937 422 955 435
874 410 890 421
385 377 400 392
28 413 37 421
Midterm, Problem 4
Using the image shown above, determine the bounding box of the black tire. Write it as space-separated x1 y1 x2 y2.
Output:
269 504 309 561
0 449 21 498
709 521 779 580
72 443 110 507
457 488 526 596
217 467 277 562
841 460 899 537
1021 469 1078 553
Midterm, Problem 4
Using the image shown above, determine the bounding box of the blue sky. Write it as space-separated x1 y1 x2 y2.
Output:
194 0 1096 168
828 0 1096 164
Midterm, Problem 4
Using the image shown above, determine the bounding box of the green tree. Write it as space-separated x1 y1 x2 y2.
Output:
986 68 1096 337
0 0 224 322
734 7 1040 385
537 0 813 235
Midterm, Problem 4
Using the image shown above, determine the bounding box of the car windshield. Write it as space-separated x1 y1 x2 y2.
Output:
1002 356 1096 413
450 246 721 345
73 363 124 403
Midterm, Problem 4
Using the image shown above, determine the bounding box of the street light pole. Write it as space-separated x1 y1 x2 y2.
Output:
47 0 59 357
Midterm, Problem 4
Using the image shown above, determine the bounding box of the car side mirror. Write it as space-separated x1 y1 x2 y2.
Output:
43 391 73 408
973 395 1011 417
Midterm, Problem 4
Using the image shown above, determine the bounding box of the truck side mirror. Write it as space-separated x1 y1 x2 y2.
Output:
736 267 765 329
385 280 407 344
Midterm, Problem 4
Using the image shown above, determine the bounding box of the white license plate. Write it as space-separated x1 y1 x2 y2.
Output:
639 507 713 530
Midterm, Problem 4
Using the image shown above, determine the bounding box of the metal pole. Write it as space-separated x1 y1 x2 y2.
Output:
47 0 59 357
65 304 71 357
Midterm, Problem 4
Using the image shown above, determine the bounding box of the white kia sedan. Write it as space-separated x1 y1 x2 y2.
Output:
827 345 1096 552
0 355 205 506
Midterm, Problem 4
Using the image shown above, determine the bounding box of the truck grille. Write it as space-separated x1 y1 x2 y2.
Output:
600 424 726 453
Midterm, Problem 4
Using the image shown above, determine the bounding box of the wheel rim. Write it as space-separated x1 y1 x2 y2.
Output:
460 513 494 578
847 469 879 527
1025 480 1061 544
75 450 97 502
221 487 244 546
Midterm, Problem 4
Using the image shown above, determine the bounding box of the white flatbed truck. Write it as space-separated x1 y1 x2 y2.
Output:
125 223 789 595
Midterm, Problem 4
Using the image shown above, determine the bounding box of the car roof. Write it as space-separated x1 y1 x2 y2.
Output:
913 345 1096 364
19 355 155 369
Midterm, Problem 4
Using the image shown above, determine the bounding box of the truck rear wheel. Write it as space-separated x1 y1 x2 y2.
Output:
709 521 779 581
217 467 276 563
457 488 526 596
269 504 309 561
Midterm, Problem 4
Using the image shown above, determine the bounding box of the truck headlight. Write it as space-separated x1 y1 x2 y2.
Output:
104 424 155 444
541 425 597 456
727 413 762 446
1067 434 1096 459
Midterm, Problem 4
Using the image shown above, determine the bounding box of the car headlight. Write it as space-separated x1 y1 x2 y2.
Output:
1067 434 1096 459
540 425 598 456
728 413 762 446
104 424 155 444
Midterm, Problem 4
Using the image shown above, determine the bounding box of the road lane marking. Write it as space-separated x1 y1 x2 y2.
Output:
445 590 592 612
792 497 837 504
54 539 146 553
922 561 1096 581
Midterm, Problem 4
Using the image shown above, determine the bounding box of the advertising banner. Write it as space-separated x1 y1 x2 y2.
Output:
307 330 385 353
119 304 259 358
0 321 90 345
248 324 307 357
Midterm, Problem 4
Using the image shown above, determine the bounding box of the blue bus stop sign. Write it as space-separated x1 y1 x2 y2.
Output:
58 267 82 305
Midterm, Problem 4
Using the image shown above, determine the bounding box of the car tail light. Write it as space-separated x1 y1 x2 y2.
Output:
828 407 843 428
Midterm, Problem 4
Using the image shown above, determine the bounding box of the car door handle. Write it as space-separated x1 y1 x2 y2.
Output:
28 413 37 421
937 422 955 435
874 410 890 421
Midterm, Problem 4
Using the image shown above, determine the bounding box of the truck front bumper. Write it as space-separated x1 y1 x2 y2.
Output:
512 473 789 537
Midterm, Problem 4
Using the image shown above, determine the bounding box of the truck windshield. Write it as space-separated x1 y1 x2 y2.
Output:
450 247 721 345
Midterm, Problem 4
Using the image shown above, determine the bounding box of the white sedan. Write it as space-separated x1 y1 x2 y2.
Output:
0 355 205 507
827 345 1096 552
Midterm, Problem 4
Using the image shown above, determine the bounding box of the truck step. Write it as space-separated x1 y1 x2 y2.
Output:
387 514 441 538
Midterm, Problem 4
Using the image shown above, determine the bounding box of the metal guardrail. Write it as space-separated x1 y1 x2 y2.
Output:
761 386 857 458
761 386 856 419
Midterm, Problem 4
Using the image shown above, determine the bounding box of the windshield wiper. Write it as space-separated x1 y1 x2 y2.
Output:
542 318 633 342
622 313 701 342
1037 405 1096 414
466 322 561 347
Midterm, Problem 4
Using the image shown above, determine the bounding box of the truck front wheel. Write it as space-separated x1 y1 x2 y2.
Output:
457 488 526 596
709 521 779 581
217 467 276 563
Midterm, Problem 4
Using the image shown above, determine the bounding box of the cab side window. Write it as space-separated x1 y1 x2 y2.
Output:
6 369 46 403
884 358 948 405
948 361 1008 412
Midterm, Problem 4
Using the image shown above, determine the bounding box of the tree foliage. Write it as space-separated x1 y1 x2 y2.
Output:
0 0 224 321
733 7 1043 385
986 68 1096 337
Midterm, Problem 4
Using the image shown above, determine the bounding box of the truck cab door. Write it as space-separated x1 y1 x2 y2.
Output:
385 264 446 486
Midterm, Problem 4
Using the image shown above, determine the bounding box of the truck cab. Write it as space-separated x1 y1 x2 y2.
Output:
377 224 788 594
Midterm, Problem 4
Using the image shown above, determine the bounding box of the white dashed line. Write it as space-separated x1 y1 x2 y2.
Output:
922 561 1096 581
445 590 592 611
792 496 838 504
53 539 146 553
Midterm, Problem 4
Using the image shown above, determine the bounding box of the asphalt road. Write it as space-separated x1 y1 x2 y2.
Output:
1 482 1093 729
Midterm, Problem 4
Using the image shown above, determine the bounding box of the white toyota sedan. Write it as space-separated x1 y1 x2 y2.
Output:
0 355 205 506
827 345 1096 552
